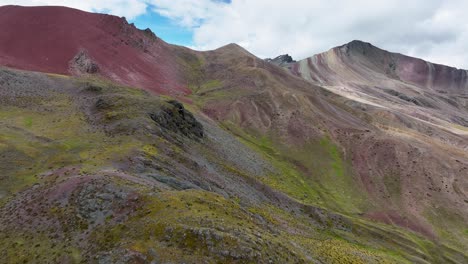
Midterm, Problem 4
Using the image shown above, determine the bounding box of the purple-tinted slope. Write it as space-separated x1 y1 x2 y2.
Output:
293 40 468 94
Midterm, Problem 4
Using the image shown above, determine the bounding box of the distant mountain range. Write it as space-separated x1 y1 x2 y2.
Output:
0 5 467 264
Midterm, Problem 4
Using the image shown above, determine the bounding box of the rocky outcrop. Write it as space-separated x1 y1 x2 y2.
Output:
69 50 99 75
265 54 295 67
150 100 204 139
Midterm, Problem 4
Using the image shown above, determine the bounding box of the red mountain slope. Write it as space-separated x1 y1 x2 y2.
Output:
0 5 189 94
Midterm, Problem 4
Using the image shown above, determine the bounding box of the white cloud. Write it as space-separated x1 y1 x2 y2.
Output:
149 0 224 27
147 0 468 69
1 0 468 68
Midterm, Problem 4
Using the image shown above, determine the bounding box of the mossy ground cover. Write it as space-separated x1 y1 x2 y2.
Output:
0 69 464 263
0 103 144 200
221 121 368 214
209 121 454 263
423 206 468 259
88 189 409 263
0 229 83 264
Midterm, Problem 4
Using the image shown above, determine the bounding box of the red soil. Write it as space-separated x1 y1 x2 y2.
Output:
0 5 189 95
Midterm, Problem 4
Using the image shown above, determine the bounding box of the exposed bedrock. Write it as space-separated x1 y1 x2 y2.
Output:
69 50 99 75
150 100 204 139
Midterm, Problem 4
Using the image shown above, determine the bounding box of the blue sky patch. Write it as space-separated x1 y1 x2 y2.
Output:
130 8 194 46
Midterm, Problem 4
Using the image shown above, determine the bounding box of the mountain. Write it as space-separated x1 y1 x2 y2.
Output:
0 6 467 264
289 40 468 128
293 40 468 92
0 5 190 95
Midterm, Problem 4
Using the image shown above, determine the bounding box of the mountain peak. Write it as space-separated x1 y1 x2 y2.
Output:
343 39 374 47
265 54 296 67
337 40 384 55
293 39 468 93
219 43 245 51
212 43 257 58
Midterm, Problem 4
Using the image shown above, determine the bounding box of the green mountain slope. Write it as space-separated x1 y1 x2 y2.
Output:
0 61 465 263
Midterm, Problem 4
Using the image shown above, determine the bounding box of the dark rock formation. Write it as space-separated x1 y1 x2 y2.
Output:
383 89 435 108
69 50 99 74
95 98 113 110
341 40 376 55
265 54 296 67
143 28 157 40
150 100 204 139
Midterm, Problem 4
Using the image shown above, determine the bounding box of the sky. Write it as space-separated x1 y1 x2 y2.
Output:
1 0 468 69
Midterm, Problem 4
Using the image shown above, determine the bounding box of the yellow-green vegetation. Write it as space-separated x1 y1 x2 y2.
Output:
0 74 162 200
221 121 368 214
348 211 468 264
453 123 468 131
23 116 33 128
423 206 468 258
189 85 252 110
0 104 143 197
45 72 70 78
0 69 465 263
89 189 409 263
142 144 158 157
190 79 223 94
383 173 401 200
176 50 205 88
0 231 82 263
319 137 344 177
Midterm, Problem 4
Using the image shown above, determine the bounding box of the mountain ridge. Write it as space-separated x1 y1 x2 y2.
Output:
0 5 467 263
340 39 468 71
290 39 468 94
